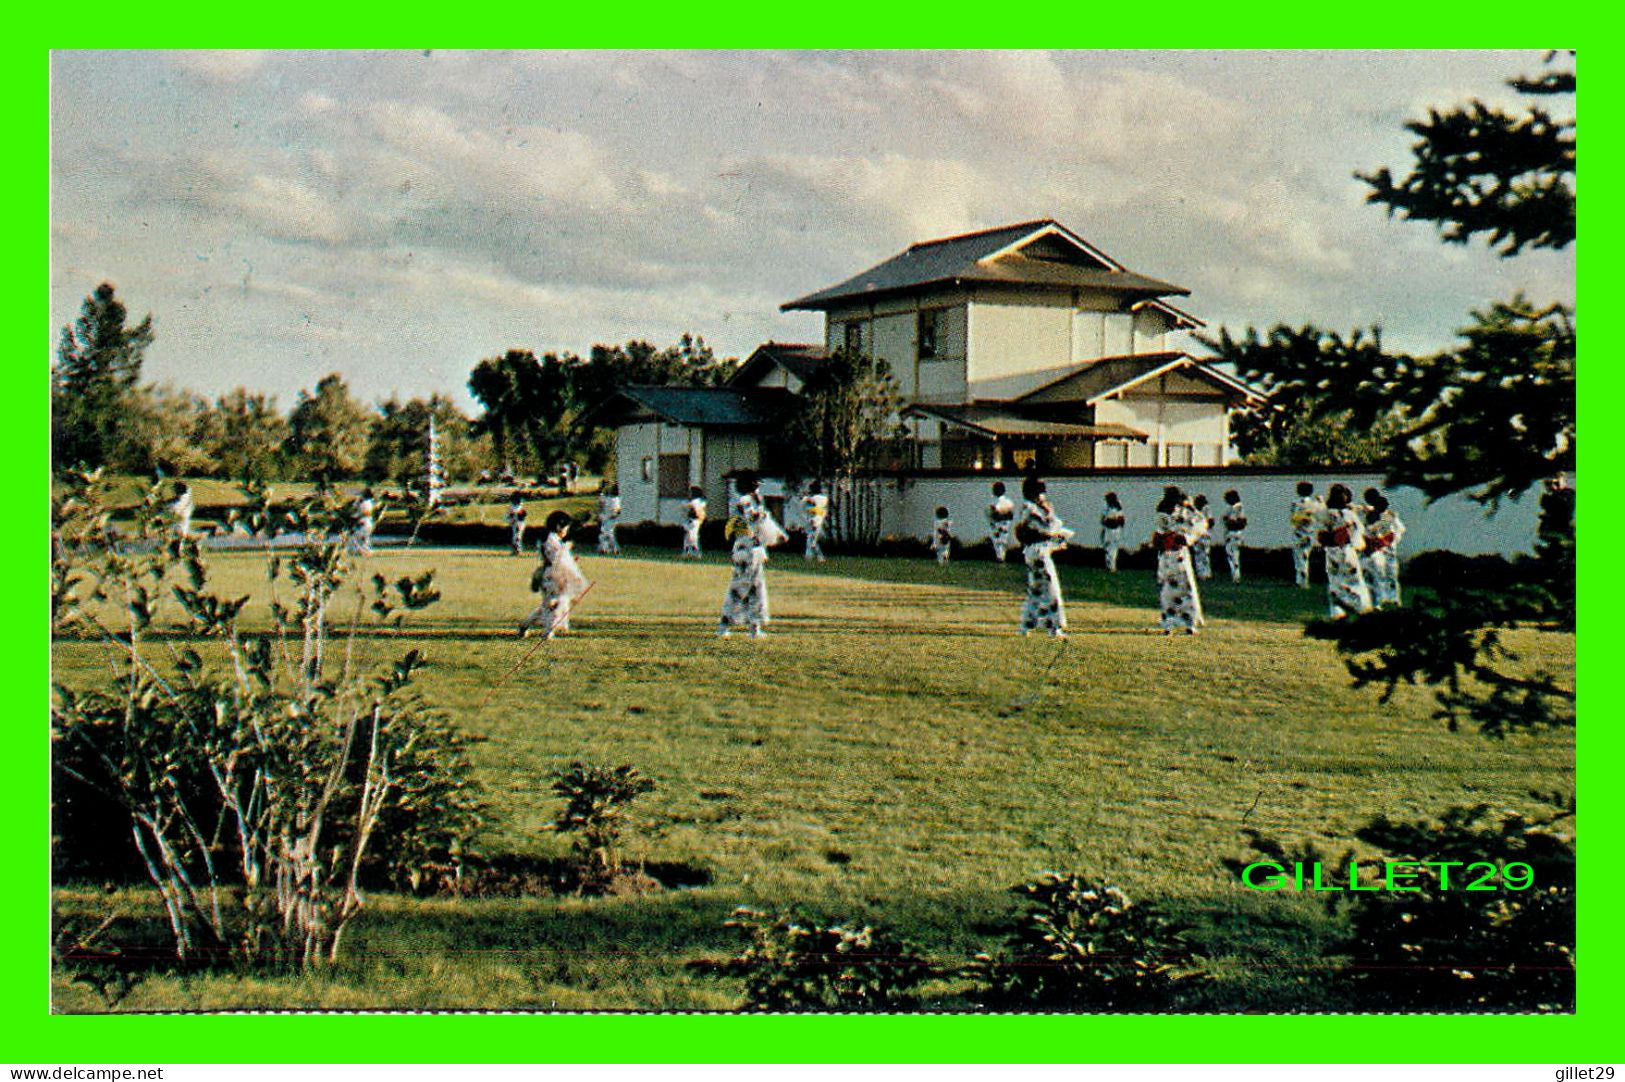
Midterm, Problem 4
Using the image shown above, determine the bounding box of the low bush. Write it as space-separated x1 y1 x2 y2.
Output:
691 908 935 1012
967 872 1205 1011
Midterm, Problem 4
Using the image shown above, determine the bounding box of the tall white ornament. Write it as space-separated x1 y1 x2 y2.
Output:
426 416 447 507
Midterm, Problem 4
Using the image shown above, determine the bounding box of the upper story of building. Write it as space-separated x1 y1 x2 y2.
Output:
780 219 1205 403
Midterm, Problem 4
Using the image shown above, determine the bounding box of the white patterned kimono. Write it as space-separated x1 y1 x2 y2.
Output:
1319 507 1373 618
521 532 591 638
1191 508 1215 580
1100 503 1126 573
802 493 829 562
736 492 788 548
169 491 194 539
348 497 376 556
682 497 707 558
1290 495 1325 588
1222 503 1247 583
507 504 527 555
1019 500 1073 635
987 496 1016 562
1153 509 1205 632
597 494 621 554
719 534 769 634
1361 510 1406 607
933 515 954 565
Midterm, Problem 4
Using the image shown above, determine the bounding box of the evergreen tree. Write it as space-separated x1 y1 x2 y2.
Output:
202 388 290 481
52 282 154 470
1295 56 1576 736
780 348 905 546
287 374 371 484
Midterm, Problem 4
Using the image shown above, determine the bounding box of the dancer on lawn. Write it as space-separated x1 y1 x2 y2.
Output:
1289 481 1324 588
682 486 707 559
1152 486 1205 634
1190 493 1215 580
1100 491 1126 572
520 511 591 639
349 487 376 556
506 494 527 556
719 471 787 637
597 484 621 554
1017 477 1073 636
987 481 1016 562
1319 483 1372 618
932 506 954 565
802 480 829 562
169 481 194 539
1221 489 1247 583
1360 489 1406 607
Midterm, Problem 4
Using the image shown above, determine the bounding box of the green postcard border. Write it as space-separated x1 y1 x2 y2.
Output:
17 14 1612 1065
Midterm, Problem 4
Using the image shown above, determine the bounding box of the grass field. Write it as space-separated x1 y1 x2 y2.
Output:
50 542 1575 1011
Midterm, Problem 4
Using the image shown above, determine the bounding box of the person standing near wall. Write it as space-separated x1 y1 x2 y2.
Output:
802 480 829 563
682 485 707 559
597 484 622 555
932 506 954 565
1017 477 1073 637
507 494 528 556
1318 483 1372 618
1221 489 1247 583
1152 486 1204 634
1360 489 1406 607
1100 491 1126 573
1190 494 1215 580
1290 481 1324 588
987 481 1016 562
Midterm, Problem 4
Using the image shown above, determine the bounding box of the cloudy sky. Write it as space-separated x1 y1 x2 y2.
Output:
50 49 1575 412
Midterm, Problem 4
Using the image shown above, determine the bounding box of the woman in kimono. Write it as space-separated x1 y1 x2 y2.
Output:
719 472 785 637
1152 486 1205 634
348 487 376 556
1289 481 1324 588
802 480 829 563
1318 483 1372 618
932 506 954 565
506 495 528 556
1017 477 1073 636
1360 490 1406 607
169 481 194 539
1100 492 1126 573
682 485 707 559
1190 494 1215 580
520 511 591 639
986 481 1016 562
596 484 622 555
1221 489 1247 583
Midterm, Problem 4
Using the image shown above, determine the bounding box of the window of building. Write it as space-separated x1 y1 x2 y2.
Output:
1096 441 1130 468
1010 448 1038 472
843 319 865 356
917 308 940 360
658 454 690 499
1164 443 1194 467
640 456 654 483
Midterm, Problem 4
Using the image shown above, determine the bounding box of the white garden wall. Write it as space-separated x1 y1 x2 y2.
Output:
865 470 1543 556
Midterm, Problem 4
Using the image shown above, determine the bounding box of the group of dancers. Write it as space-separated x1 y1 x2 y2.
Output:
511 474 1407 640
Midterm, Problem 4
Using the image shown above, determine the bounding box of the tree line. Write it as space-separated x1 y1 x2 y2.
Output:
50 282 733 486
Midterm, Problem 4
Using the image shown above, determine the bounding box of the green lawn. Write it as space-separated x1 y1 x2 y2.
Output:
50 544 1575 1011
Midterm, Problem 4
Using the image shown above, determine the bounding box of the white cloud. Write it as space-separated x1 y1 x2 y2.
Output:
172 50 270 84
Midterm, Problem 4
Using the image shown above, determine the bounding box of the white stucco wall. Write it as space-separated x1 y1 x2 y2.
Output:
614 422 661 524
874 472 1541 556
965 301 1072 397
